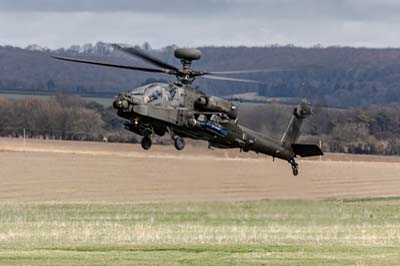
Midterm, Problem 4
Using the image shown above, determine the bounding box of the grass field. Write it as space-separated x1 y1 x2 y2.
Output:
1 138 400 265
1 199 400 265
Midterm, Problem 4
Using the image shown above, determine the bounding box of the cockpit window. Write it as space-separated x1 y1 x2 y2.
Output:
145 85 163 102
144 84 176 103
130 85 146 95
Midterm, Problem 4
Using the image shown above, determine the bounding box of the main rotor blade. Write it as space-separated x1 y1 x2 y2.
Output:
112 44 180 72
202 75 263 84
51 56 169 73
207 65 321 75
208 68 290 75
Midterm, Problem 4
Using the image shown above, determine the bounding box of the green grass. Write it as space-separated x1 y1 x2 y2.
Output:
1 199 400 265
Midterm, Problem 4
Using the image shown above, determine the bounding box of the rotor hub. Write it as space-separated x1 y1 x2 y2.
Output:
173 48 202 84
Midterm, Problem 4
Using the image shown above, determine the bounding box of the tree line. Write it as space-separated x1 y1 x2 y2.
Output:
0 95 135 143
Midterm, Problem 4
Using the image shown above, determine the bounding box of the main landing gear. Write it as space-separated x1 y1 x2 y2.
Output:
289 159 299 176
167 127 185 151
139 127 185 151
173 136 185 151
141 136 152 150
140 127 153 150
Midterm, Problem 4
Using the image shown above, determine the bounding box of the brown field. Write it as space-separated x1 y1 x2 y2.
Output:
0 137 400 202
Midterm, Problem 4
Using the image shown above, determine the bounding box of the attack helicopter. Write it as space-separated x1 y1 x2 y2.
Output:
52 44 323 176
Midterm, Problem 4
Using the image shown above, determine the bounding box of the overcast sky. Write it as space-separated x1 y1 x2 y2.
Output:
0 0 399 49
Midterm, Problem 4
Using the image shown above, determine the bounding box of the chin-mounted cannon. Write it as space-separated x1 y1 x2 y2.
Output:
195 96 238 120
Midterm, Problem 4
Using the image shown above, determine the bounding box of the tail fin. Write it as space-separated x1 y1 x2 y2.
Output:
280 100 312 147
281 100 324 158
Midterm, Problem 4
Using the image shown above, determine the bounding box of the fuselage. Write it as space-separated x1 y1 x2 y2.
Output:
114 82 295 162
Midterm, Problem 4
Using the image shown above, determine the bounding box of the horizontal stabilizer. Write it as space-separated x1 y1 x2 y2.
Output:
291 144 324 157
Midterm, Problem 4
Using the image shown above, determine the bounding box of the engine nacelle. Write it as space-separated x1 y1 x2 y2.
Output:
196 96 238 119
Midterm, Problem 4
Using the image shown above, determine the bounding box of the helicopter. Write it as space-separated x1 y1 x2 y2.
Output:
52 44 323 176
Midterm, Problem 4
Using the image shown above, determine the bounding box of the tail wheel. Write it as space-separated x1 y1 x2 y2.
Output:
174 137 185 151
289 159 299 176
292 165 299 176
141 136 152 150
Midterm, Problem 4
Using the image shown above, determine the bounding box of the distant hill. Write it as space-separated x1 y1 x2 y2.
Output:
2 42 400 107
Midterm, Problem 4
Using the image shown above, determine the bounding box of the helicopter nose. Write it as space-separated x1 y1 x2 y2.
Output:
113 94 140 110
112 95 130 110
112 95 123 109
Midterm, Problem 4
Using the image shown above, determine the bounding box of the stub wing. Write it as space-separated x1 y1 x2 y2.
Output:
291 144 324 157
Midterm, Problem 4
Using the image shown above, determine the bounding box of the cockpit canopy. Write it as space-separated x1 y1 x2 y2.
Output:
130 83 177 103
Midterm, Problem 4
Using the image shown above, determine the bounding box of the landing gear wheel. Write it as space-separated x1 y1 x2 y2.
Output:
141 136 152 150
174 137 185 151
290 159 299 176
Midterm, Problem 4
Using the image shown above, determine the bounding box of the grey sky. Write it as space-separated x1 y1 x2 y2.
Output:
0 0 399 49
